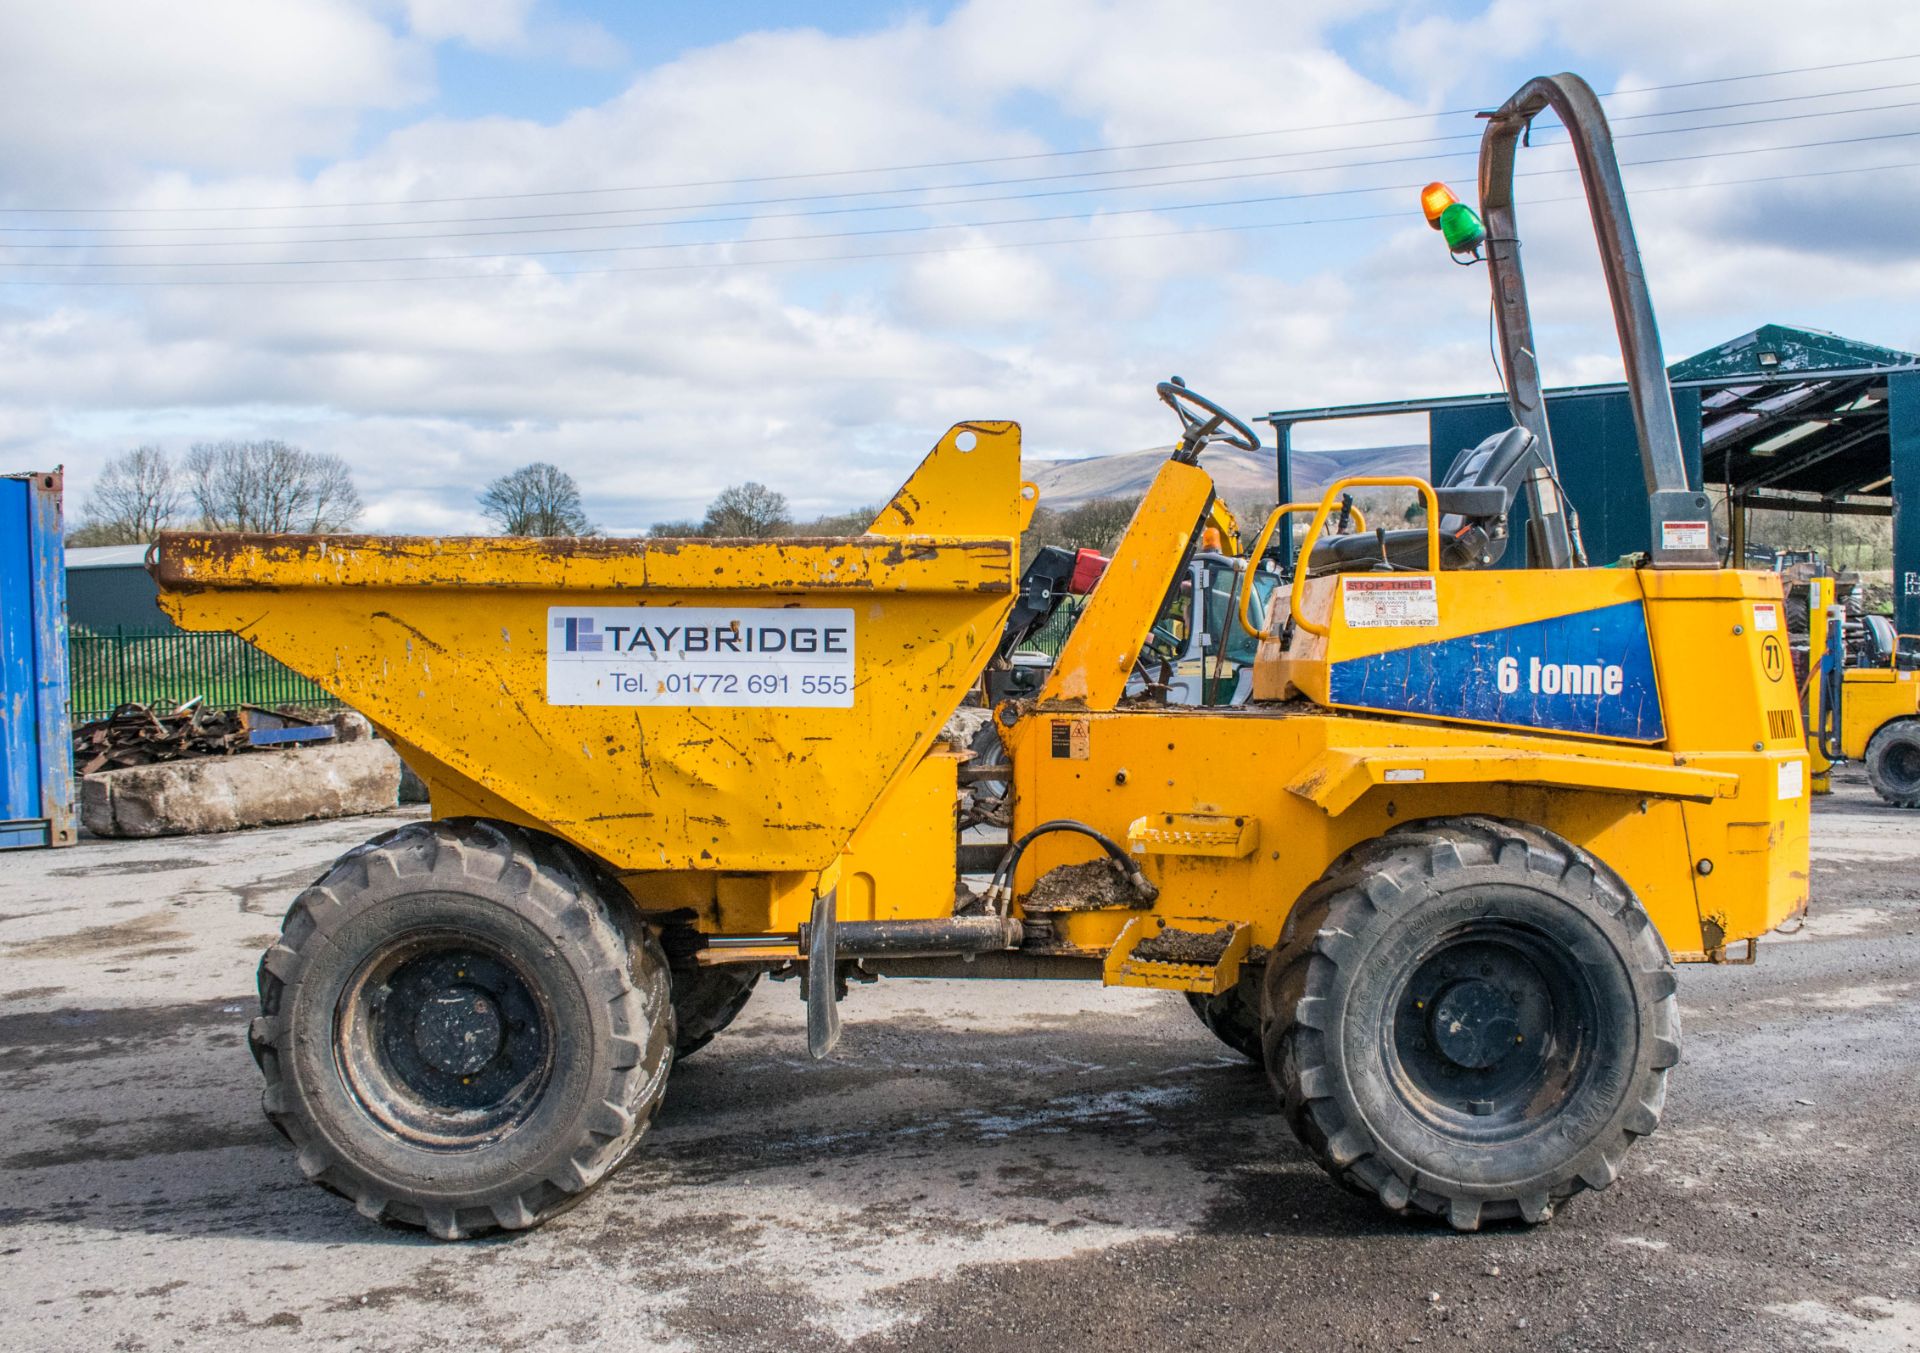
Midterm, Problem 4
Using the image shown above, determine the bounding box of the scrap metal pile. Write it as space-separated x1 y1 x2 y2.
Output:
73 702 334 775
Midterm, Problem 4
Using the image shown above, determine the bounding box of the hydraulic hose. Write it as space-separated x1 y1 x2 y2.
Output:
982 819 1157 916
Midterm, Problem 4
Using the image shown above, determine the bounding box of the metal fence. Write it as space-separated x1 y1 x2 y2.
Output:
69 628 342 722
1015 601 1080 658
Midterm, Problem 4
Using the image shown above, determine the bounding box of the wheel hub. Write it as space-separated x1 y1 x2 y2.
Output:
1428 978 1520 1070
1887 739 1920 788
338 933 553 1148
1390 926 1590 1137
412 985 504 1077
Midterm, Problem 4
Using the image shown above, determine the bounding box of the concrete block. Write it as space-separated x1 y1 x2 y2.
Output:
82 741 402 839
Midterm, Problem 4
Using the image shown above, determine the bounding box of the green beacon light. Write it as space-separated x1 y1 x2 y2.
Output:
1420 181 1486 256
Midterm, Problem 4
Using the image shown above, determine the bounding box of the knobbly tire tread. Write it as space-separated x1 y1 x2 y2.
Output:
1185 978 1263 1062
1865 718 1920 808
670 966 762 1058
249 817 675 1240
1262 815 1680 1231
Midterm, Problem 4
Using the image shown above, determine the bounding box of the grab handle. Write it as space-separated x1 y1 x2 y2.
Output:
1288 477 1441 638
1235 500 1368 642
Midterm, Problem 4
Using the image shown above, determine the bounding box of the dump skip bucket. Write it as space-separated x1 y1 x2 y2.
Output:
154 423 1025 873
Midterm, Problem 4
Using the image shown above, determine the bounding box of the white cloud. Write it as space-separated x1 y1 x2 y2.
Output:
6 0 1919 537
401 0 624 67
892 240 1066 330
0 0 427 189
403 0 534 51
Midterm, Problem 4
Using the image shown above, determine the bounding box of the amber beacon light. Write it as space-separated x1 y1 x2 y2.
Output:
1420 180 1486 255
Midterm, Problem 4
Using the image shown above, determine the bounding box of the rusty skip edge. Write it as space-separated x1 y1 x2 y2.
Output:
148 532 1014 593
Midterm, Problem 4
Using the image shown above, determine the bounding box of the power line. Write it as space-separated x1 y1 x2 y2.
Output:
5 52 1918 218
5 156 1911 288
9 119 1917 269
11 79 1917 242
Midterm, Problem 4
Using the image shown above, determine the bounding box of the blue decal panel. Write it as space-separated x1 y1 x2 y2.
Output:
1327 601 1664 742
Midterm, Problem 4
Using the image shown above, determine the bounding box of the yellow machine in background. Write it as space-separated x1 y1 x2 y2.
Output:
1801 577 1920 804
154 71 1806 1241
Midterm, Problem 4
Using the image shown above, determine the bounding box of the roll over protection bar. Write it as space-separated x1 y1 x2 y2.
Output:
1478 73 1717 569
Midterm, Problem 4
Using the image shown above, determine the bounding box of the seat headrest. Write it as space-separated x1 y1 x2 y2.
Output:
1442 426 1537 490
1433 485 1509 521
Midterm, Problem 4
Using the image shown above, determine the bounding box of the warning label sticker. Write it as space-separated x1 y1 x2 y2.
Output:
1753 602 1779 632
1661 519 1712 551
1342 576 1439 629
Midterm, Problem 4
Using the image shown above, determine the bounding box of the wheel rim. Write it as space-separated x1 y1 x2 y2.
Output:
336 924 554 1150
1383 916 1604 1144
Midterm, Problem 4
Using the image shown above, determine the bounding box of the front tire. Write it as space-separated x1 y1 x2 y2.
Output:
1185 978 1262 1062
250 818 674 1240
1264 817 1679 1231
1866 719 1920 807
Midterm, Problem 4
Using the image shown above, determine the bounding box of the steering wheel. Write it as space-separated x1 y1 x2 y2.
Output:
1157 376 1261 461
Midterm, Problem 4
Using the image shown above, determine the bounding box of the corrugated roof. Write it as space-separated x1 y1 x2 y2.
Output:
1686 328 1920 503
1669 324 1918 382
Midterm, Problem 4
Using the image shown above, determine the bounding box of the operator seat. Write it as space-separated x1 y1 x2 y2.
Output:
1862 614 1894 668
1307 426 1537 574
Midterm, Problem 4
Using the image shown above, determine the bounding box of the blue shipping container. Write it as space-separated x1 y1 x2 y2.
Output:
1 470 76 849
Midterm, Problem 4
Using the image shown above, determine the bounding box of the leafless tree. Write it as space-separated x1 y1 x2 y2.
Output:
1020 505 1066 559
68 445 182 545
702 482 791 537
1057 496 1142 553
791 506 879 536
479 462 594 536
185 440 363 533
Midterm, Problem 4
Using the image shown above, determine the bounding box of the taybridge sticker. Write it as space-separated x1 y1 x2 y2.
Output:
1327 600 1664 741
547 607 855 707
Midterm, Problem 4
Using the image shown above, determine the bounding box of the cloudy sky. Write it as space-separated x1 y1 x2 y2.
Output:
4 0 1919 534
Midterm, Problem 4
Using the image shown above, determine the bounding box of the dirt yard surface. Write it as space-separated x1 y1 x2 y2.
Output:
2 777 1917 1352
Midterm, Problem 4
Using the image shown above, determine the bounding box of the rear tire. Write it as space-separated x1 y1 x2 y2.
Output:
250 818 674 1240
1263 816 1679 1231
1185 978 1262 1062
1866 719 1920 807
671 967 761 1059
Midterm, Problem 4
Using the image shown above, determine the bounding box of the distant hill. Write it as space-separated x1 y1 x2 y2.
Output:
1024 443 1427 513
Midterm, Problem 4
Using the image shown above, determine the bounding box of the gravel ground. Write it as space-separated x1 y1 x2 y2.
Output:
1 773 1916 1352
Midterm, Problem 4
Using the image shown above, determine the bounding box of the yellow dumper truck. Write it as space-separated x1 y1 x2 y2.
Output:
1796 576 1920 805
155 73 1808 1239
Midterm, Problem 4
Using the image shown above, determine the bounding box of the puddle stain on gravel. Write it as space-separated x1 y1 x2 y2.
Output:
3 1112 276 1170
229 864 330 917
3 912 189 961
46 857 215 879
0 998 245 1072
